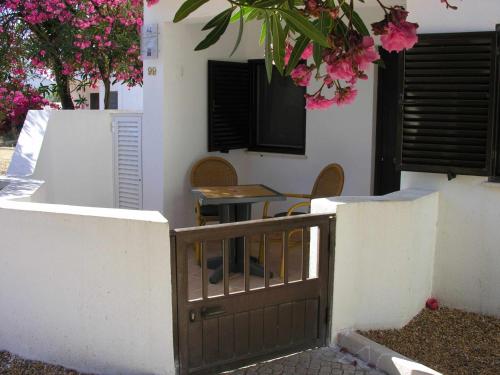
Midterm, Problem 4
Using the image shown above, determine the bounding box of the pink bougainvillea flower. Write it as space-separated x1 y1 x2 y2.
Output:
380 21 418 52
334 86 358 106
305 94 336 110
326 58 356 82
291 64 313 87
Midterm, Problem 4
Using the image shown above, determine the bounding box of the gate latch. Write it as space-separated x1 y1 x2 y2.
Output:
200 306 225 319
189 310 197 322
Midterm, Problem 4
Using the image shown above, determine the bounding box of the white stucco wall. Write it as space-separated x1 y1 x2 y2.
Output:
312 189 439 338
403 0 500 317
0 201 175 375
30 110 115 207
144 3 387 228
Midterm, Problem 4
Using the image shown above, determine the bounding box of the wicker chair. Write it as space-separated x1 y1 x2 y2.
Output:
190 157 238 263
260 163 344 277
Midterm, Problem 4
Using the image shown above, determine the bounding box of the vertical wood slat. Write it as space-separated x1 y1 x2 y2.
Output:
201 241 208 300
244 237 250 292
302 228 311 281
234 312 249 355
283 231 289 284
188 320 203 367
203 318 220 363
263 234 270 288
219 315 235 360
301 228 309 281
263 306 278 348
223 239 230 296
292 300 306 342
278 303 293 346
249 309 264 353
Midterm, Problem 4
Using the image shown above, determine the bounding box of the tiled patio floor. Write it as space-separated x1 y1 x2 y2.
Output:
222 346 385 375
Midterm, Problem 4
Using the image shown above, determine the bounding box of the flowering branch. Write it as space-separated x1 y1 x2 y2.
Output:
151 0 459 110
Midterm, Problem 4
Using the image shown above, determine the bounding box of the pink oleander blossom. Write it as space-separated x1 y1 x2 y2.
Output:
301 43 313 60
334 87 358 106
354 36 380 70
291 64 312 87
326 58 356 82
380 21 418 52
305 94 336 110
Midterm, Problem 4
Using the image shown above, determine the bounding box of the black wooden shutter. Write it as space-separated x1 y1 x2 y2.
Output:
208 61 250 152
109 91 118 109
398 31 498 176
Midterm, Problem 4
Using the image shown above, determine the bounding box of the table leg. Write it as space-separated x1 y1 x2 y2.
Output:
208 203 270 284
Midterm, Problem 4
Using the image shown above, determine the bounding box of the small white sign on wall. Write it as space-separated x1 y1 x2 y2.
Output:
142 23 158 59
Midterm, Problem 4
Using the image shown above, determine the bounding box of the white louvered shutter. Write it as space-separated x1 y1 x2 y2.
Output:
112 115 143 209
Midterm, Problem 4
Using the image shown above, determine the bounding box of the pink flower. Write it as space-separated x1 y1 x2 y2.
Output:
291 64 313 87
305 94 335 110
354 36 380 70
326 58 356 82
334 86 358 106
381 21 418 52
301 43 313 60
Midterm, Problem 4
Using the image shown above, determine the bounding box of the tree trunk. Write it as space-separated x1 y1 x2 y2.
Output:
103 78 111 109
53 63 75 110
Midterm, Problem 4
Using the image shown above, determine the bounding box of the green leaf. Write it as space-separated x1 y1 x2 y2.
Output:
278 9 329 47
264 14 274 83
259 21 267 45
285 35 310 75
174 0 211 23
203 8 234 30
341 3 370 36
230 9 245 56
313 12 331 69
271 14 285 74
195 11 231 50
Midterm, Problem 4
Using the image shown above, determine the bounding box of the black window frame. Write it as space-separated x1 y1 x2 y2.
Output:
208 59 307 155
397 27 500 180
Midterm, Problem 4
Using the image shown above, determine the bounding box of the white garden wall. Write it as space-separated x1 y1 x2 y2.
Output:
311 189 439 339
403 0 500 317
0 200 175 375
30 110 115 207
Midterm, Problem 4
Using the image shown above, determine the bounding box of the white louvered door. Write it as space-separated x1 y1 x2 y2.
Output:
112 114 143 209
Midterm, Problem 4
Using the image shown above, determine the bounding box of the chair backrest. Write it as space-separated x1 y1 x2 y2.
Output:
190 157 238 187
311 163 345 199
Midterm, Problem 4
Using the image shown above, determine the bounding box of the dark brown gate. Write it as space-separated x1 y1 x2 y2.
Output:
171 214 335 375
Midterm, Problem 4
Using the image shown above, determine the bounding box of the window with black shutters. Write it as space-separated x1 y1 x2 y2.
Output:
208 61 250 152
90 93 100 110
248 60 306 155
109 91 118 110
397 31 498 177
208 59 306 155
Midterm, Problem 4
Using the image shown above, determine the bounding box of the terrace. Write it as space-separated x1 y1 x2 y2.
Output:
0 0 499 375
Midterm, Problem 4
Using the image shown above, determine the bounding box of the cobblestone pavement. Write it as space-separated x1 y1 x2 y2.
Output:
223 346 385 375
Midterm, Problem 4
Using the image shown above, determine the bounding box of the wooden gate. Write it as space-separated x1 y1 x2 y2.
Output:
171 214 335 375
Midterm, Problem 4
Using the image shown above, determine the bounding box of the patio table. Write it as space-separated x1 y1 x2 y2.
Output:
192 184 286 284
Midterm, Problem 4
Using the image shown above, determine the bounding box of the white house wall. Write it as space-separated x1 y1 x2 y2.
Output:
146 5 387 228
403 0 500 317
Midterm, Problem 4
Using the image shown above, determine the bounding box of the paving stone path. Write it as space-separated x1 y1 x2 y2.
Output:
223 346 385 375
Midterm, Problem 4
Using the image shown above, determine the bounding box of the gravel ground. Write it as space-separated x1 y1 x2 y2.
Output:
0 351 92 375
0 147 13 175
361 307 500 375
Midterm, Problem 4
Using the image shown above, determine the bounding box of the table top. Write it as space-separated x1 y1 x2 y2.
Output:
192 184 286 205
